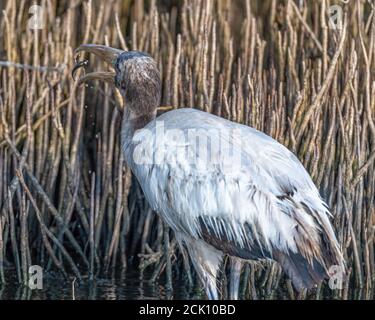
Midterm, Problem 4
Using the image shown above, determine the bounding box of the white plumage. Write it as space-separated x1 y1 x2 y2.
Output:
73 45 344 300
124 108 343 299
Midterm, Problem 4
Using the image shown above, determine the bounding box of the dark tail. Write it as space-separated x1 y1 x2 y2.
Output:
274 250 327 291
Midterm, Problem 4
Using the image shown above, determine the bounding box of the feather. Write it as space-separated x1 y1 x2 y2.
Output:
126 108 344 290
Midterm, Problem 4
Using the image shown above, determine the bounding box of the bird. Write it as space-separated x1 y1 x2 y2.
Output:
72 44 344 300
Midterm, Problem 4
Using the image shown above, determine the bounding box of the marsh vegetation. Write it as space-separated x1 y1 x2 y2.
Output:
0 0 374 299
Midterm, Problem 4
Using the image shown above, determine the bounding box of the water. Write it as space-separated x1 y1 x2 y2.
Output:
0 270 198 300
1 269 372 300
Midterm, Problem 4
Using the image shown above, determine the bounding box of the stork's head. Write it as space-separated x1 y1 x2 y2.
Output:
73 44 161 116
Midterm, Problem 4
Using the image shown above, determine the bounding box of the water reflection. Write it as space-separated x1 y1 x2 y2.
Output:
0 269 372 300
0 270 198 300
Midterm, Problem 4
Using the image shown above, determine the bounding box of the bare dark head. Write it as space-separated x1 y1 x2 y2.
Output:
73 44 161 117
114 51 161 117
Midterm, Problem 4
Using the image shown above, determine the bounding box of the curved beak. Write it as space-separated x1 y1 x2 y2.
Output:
75 71 116 86
72 44 123 85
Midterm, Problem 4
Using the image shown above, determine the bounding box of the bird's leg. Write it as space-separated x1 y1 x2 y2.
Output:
191 256 220 300
183 238 223 300
206 281 219 300
229 257 243 300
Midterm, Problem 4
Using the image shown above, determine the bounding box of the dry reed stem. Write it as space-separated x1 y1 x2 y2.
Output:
0 0 374 300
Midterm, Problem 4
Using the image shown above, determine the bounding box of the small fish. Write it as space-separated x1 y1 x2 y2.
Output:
72 59 89 81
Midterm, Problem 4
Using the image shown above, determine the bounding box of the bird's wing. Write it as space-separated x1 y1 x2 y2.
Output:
129 108 343 289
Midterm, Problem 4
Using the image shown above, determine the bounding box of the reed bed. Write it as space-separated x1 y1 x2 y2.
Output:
0 0 374 299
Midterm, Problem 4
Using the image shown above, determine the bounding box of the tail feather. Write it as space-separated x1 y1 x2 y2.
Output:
274 200 345 291
274 250 326 291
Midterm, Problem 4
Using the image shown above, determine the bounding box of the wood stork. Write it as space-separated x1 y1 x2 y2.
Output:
73 44 344 300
